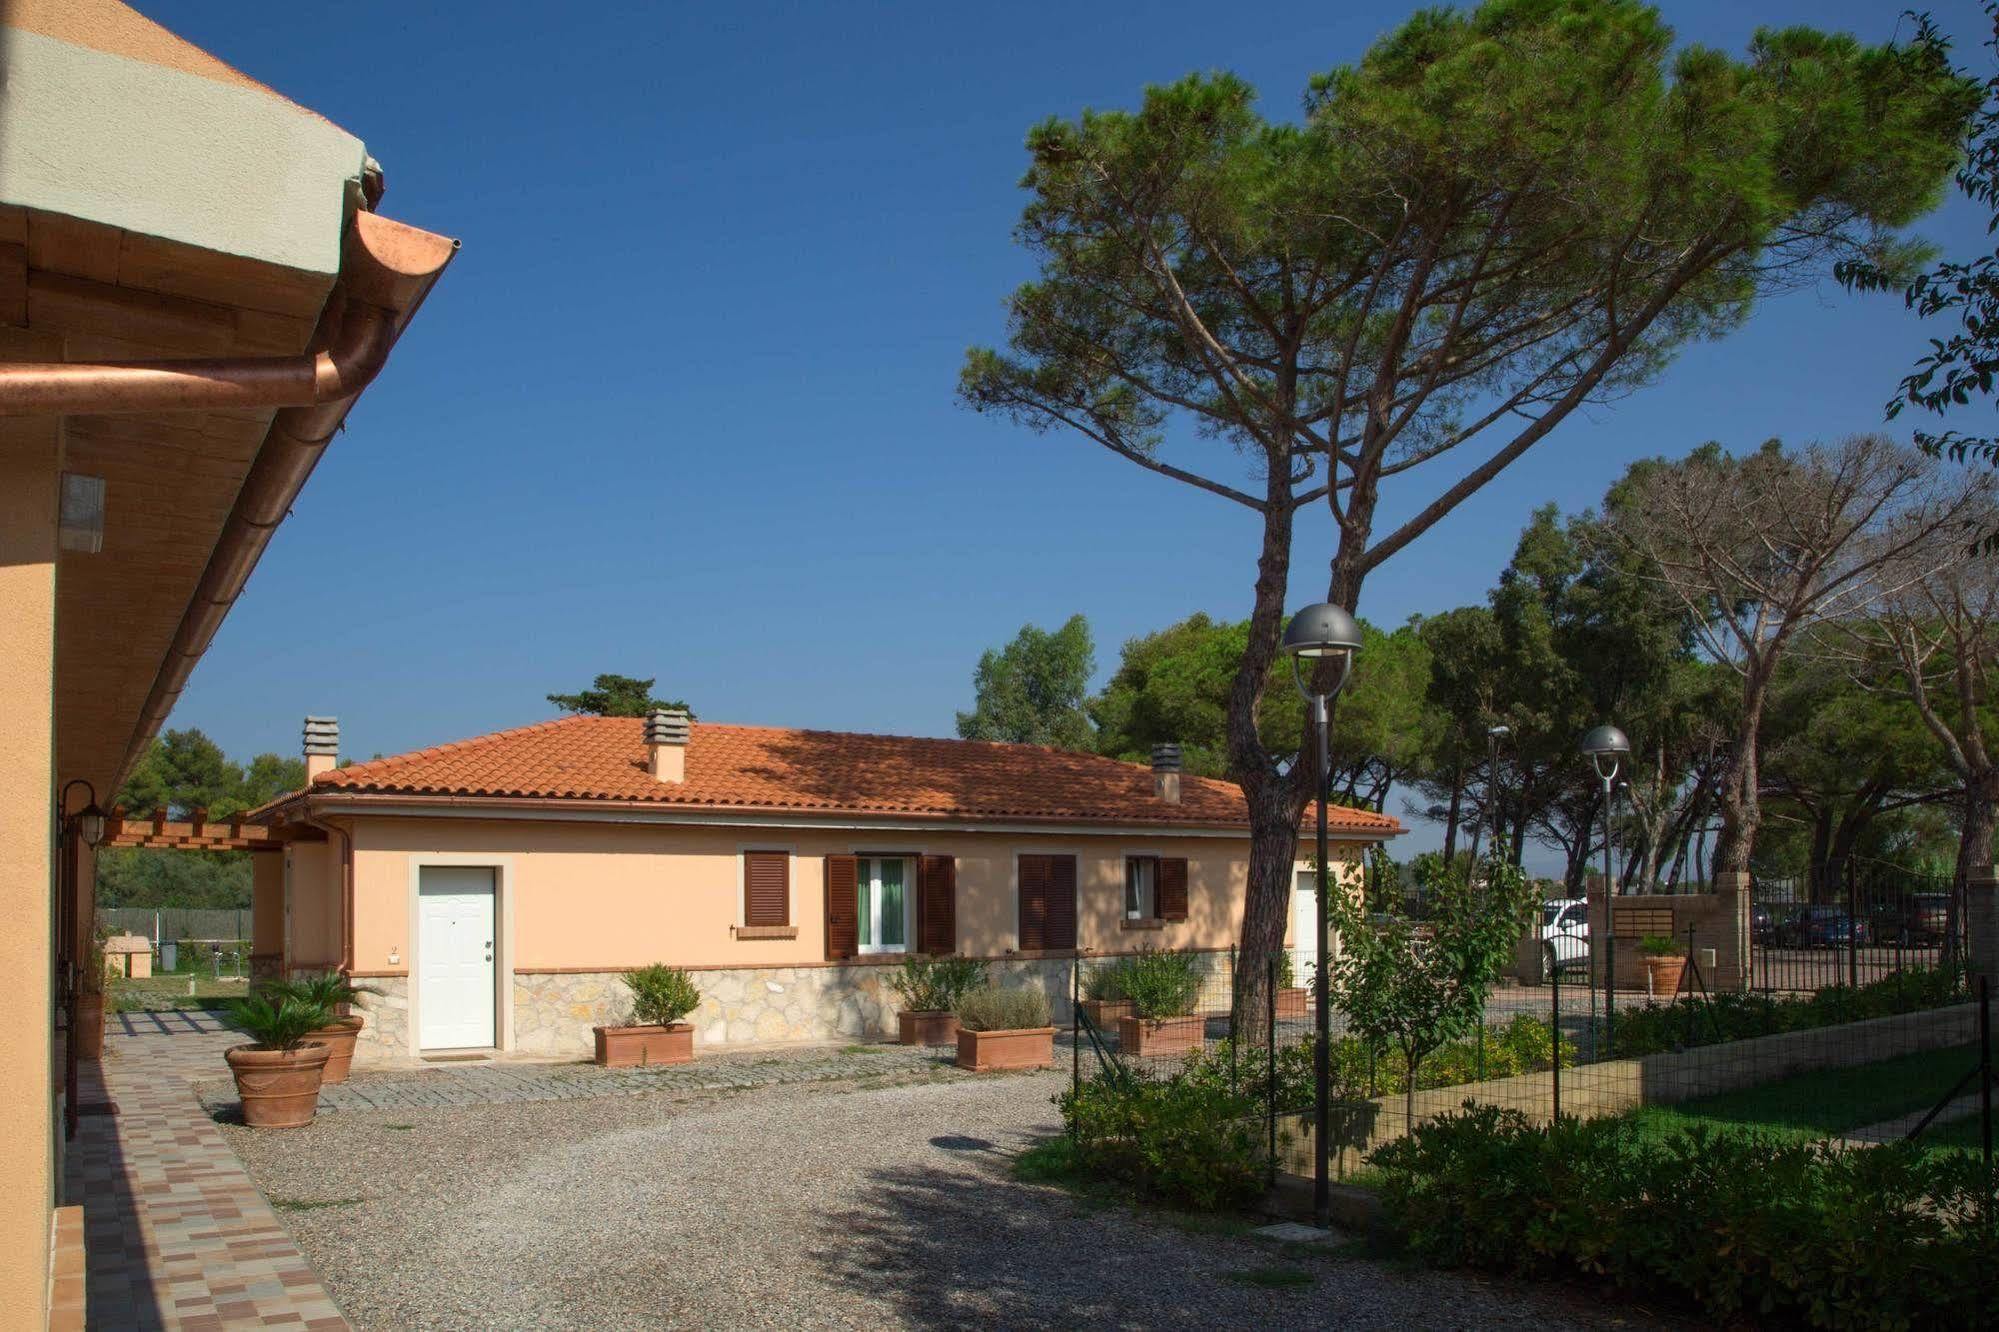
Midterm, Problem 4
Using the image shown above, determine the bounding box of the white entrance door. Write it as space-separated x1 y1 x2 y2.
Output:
418 867 496 1050
1291 870 1320 981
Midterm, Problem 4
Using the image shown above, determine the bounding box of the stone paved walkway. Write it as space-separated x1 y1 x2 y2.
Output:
296 1041 964 1113
66 1013 348 1331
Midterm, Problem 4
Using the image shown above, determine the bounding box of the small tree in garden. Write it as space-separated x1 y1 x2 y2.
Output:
1333 857 1536 1127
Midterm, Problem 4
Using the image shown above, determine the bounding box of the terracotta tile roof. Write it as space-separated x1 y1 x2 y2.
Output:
299 716 1404 835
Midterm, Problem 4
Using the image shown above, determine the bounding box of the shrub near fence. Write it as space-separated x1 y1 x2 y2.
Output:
1372 1105 1999 1329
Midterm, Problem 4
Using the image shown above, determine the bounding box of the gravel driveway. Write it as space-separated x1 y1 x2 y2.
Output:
222 1064 1666 1330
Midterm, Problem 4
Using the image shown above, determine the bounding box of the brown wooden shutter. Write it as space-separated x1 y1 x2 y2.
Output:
1159 857 1189 921
824 854 858 960
1045 855 1077 950
1018 855 1047 951
917 855 956 955
743 851 789 927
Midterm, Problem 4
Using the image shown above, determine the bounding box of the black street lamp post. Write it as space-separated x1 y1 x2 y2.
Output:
1281 602 1363 1231
1581 724 1630 1057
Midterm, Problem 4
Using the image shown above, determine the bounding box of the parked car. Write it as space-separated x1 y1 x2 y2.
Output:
1868 893 1950 946
1539 899 1589 974
1774 905 1870 950
1750 903 1776 944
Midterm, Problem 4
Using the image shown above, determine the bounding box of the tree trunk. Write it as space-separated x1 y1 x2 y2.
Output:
1712 683 1769 878
1805 807 1834 902
1441 758 1464 865
1228 492 1310 1047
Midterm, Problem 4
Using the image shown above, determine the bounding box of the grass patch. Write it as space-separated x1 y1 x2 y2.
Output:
384 1123 414 1131
1013 1135 1092 1188
108 975 246 1014
1624 1044 1977 1144
269 1197 363 1212
1221 1265 1315 1288
840 1044 887 1055
1920 1114 1992 1154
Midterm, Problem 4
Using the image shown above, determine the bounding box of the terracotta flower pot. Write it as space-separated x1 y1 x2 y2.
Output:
956 1026 1056 1071
594 1022 694 1067
1119 1014 1206 1057
1643 955 1687 1000
897 1010 960 1046
1080 998 1134 1027
305 1016 364 1084
1274 989 1310 1020
73 990 104 1061
225 1043 330 1129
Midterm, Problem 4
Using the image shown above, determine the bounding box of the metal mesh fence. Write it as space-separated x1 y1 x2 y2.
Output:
1069 917 1992 1190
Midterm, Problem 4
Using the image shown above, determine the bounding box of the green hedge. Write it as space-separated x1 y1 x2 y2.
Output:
1057 1070 1265 1210
1613 966 1963 1058
1371 1104 1999 1329
1185 1015 1573 1111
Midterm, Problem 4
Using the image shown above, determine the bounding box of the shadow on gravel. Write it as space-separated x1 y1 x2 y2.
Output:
807 1157 1135 1329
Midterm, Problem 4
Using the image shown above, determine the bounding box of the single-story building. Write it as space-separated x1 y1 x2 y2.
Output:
249 709 1402 1059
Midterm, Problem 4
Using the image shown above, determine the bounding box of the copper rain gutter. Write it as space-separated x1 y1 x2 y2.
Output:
0 208 458 783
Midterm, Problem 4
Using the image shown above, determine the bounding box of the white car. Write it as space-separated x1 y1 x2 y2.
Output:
1539 898 1589 973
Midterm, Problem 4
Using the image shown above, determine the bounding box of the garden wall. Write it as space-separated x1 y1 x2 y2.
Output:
1277 999 1977 1178
349 954 1086 1063
1585 873 1751 994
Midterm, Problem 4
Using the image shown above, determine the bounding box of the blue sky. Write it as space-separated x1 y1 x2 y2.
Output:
152 1 1991 862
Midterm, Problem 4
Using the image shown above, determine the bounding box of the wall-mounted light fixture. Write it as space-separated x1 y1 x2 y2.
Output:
58 473 106 554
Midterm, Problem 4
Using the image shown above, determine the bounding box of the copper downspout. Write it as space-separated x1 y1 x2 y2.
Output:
0 298 395 415
300 815 357 974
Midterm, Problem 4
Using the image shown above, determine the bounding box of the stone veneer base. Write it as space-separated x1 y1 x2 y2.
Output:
351 957 1083 1060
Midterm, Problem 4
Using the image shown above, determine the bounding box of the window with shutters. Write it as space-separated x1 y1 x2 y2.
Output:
741 850 791 930
1017 853 1077 951
1125 856 1158 919
856 856 912 954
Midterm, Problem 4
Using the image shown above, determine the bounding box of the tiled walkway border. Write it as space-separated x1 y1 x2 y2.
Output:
64 1012 347 1330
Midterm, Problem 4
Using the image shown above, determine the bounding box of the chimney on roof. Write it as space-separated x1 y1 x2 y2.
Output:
1151 743 1182 804
303 716 338 782
645 707 690 783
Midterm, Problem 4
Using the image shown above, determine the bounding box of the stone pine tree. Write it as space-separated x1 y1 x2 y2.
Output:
546 674 690 718
958 0 1977 998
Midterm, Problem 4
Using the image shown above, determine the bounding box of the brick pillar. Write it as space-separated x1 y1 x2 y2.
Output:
1713 872 1752 992
1969 866 1999 989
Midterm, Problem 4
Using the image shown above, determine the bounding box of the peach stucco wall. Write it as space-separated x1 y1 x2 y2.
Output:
291 814 1366 978
0 373 60 1325
284 839 341 969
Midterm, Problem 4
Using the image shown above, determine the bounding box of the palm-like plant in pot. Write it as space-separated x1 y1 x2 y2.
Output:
595 964 702 1066
1637 934 1686 1000
225 992 333 1128
889 955 989 1045
1116 947 1206 1057
274 971 380 1084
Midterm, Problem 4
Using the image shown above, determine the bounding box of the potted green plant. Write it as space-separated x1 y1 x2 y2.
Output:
889 955 988 1045
1079 956 1134 1027
224 992 333 1128
275 971 381 1084
1116 947 1206 1056
954 986 1055 1071
1273 951 1309 1020
73 926 108 1061
1638 934 1686 999
594 964 702 1066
